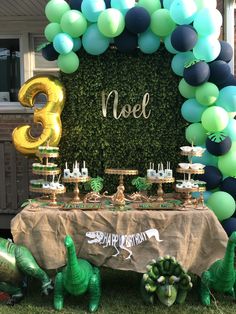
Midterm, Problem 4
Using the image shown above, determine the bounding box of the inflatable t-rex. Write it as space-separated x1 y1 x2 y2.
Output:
54 235 101 312
200 231 236 305
0 237 52 304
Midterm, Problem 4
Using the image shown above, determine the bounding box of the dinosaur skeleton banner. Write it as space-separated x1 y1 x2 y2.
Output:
86 229 163 259
11 203 228 275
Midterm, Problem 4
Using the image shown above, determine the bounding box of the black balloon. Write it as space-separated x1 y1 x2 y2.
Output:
125 7 150 34
221 217 236 236
196 165 223 190
220 177 236 199
104 0 111 8
216 40 233 63
183 61 210 86
42 43 59 61
209 60 231 85
69 0 82 10
217 74 236 89
171 25 197 52
206 135 232 156
114 28 138 53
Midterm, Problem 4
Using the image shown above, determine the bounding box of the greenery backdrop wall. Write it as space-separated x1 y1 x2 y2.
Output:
59 46 187 192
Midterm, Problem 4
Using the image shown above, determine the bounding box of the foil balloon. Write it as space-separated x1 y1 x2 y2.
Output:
12 75 66 156
0 237 53 304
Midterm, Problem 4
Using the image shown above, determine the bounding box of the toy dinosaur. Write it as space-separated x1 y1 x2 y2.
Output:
0 237 52 304
54 235 101 312
200 231 236 305
140 256 192 307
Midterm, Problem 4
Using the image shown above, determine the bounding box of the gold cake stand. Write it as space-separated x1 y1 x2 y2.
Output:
148 177 175 202
29 186 66 206
105 168 138 206
63 176 90 204
175 185 206 207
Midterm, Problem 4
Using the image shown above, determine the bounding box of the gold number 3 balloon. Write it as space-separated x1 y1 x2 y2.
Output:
12 75 66 156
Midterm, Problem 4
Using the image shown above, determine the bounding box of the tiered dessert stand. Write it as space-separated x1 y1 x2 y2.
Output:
30 146 65 205
175 146 206 207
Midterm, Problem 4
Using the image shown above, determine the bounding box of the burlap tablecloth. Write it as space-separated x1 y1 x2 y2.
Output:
11 204 228 275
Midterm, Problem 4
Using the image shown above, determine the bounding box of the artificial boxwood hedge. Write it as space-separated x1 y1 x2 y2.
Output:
59 46 187 193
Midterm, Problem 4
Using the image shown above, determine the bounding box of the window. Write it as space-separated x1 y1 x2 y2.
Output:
30 35 58 77
0 38 21 102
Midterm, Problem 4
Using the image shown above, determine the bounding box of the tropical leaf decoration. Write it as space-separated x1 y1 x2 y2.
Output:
208 131 228 143
132 177 152 191
90 176 104 192
21 199 37 208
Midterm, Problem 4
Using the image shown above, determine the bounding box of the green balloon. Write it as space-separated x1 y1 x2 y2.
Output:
45 0 70 23
61 10 87 38
57 51 79 74
201 106 229 132
137 0 161 15
178 79 196 99
195 0 217 10
218 142 236 176
97 8 125 38
44 23 62 42
195 82 219 106
207 191 235 221
150 9 176 37
185 123 207 146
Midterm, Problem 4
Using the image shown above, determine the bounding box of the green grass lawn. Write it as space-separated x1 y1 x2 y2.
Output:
0 268 235 314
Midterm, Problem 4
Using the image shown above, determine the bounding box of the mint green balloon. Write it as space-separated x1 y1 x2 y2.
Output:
137 0 161 15
193 36 221 62
44 23 62 42
97 8 125 38
61 10 87 38
178 78 196 99
201 106 229 132
207 191 235 221
195 82 219 106
164 35 178 54
218 142 236 177
57 51 79 74
150 9 176 37
45 0 70 23
169 0 197 25
195 0 217 10
185 123 207 146
163 0 175 9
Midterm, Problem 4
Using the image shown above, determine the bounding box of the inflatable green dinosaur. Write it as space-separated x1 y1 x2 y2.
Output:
54 235 101 312
141 256 192 307
200 231 236 305
0 237 52 304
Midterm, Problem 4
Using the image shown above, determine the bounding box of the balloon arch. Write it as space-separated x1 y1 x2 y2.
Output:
29 0 236 226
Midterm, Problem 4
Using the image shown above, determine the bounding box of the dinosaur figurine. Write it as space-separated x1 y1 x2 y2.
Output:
0 237 53 304
54 235 101 312
200 231 236 305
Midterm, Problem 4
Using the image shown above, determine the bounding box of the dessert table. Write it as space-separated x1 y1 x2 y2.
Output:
11 201 228 276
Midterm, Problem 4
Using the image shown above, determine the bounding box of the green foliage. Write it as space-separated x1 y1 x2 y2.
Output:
132 177 151 191
59 47 187 192
90 176 104 192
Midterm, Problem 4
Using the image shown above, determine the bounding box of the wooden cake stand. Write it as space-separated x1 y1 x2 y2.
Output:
105 168 138 206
